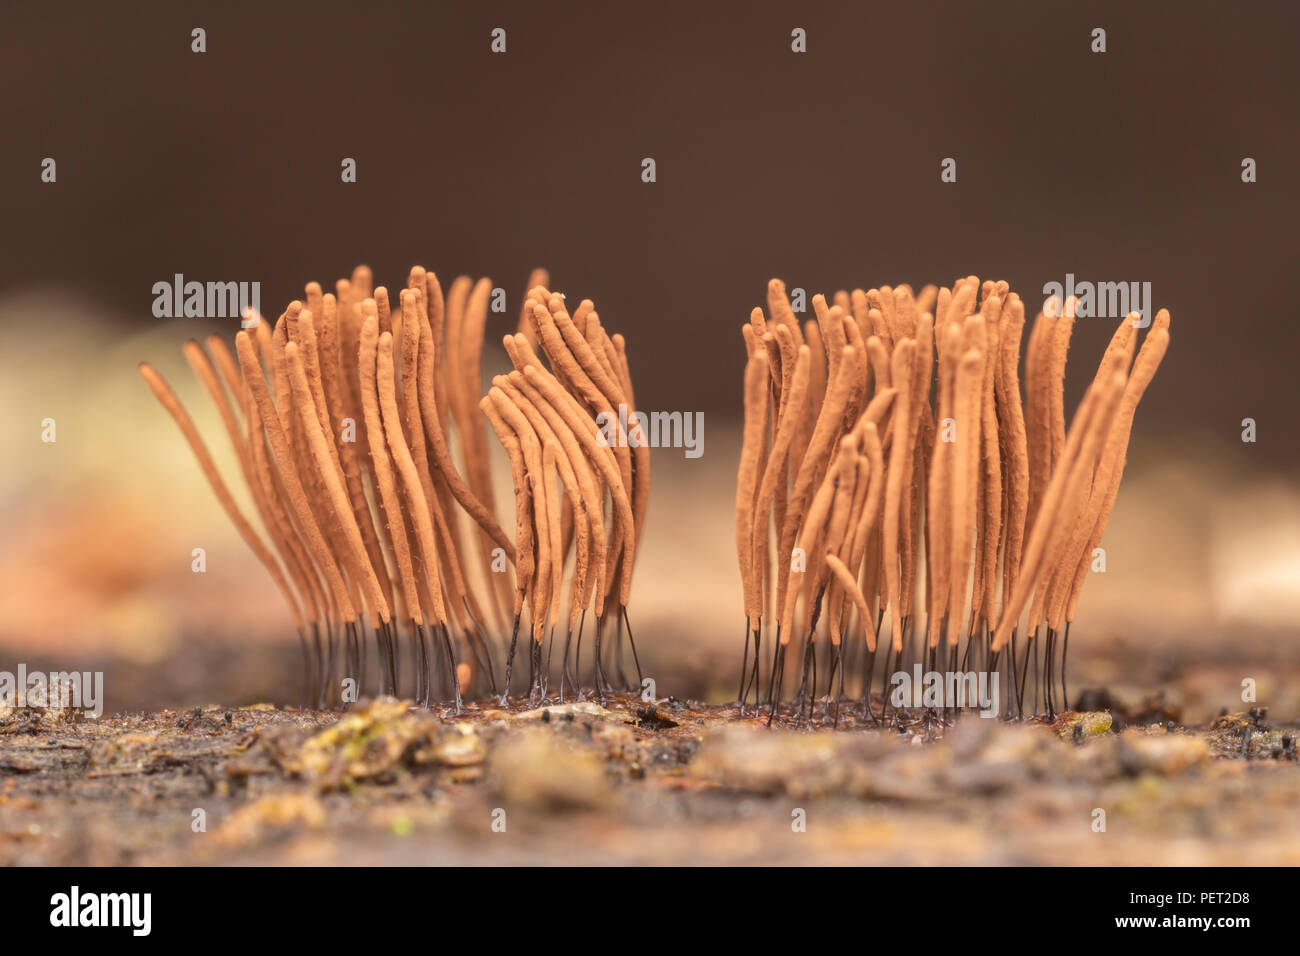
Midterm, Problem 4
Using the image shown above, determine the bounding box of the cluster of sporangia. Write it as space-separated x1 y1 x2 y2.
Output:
734 278 1169 724
142 266 648 711
144 266 1169 727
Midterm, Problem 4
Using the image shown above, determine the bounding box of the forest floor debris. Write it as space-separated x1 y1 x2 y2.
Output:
1 694 1297 865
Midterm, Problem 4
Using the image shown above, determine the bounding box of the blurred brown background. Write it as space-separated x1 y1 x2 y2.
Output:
4 0 1299 452
1 1 1298 713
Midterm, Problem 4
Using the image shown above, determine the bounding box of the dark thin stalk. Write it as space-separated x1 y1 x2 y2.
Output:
500 611 522 705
